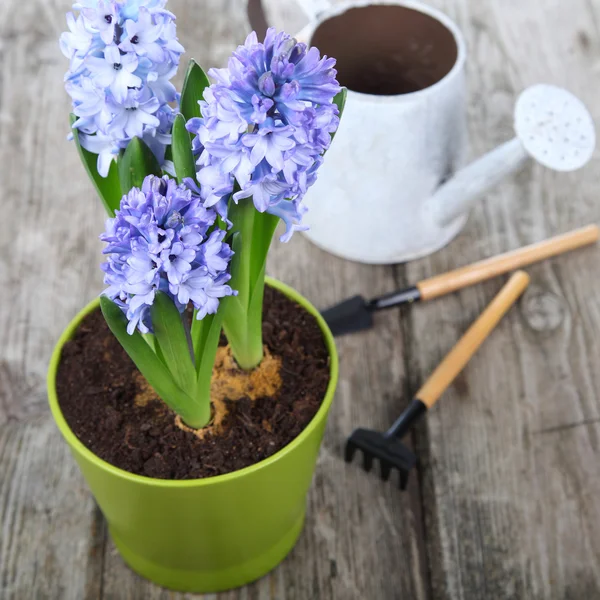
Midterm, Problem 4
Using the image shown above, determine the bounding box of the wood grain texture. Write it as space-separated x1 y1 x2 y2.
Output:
2 0 600 598
262 0 600 598
402 1 600 598
0 0 107 598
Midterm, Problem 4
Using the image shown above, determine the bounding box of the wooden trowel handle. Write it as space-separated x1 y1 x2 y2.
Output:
417 225 598 301
416 271 530 408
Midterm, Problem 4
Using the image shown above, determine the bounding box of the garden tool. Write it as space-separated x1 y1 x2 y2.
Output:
323 224 598 336
345 270 530 489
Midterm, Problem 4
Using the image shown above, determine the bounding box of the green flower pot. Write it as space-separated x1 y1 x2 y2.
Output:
47 277 338 593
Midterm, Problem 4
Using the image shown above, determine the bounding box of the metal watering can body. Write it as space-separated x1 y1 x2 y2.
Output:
302 79 595 264
250 0 596 264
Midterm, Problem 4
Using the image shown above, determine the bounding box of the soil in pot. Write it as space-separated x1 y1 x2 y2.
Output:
56 286 330 480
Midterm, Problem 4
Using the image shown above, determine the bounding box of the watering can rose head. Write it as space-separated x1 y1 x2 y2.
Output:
101 174 235 335
60 0 184 176
187 28 342 242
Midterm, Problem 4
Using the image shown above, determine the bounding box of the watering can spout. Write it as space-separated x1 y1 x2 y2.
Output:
430 138 529 227
429 84 596 228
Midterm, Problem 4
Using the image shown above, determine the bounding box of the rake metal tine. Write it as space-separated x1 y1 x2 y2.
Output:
399 468 410 490
379 460 392 481
344 440 357 463
362 451 374 472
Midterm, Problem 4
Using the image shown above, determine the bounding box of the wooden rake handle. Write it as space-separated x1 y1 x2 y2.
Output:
417 225 598 301
416 271 530 409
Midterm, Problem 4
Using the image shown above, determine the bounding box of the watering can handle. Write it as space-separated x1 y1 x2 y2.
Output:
296 0 332 19
247 0 332 38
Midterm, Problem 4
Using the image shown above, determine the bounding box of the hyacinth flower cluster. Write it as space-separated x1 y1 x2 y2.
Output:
100 175 235 428
61 0 184 214
187 29 341 241
63 0 347 429
187 29 345 370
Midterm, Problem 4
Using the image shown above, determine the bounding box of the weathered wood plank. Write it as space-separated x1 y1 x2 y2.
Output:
261 0 600 598
401 0 600 598
0 420 106 600
0 0 107 598
4 0 600 598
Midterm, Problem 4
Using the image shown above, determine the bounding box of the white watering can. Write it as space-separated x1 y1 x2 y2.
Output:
250 0 597 264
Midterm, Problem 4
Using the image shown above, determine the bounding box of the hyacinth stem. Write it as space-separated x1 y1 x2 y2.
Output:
223 199 278 370
190 311 224 427
227 261 267 370
183 392 212 429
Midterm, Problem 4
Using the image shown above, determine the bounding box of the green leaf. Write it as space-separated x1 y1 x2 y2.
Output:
150 292 197 395
226 201 253 304
100 296 198 420
331 88 347 142
191 311 223 380
180 59 210 121
244 260 267 365
118 137 161 194
70 114 122 216
172 114 197 184
189 310 223 428
250 210 278 288
191 311 219 371
221 231 246 349
221 231 244 315
141 333 168 365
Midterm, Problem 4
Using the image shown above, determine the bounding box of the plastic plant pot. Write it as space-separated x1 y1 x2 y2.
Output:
47 277 339 593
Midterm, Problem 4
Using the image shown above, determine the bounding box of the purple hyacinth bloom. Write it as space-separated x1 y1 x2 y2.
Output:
81 1 118 45
159 20 185 61
242 118 296 170
141 104 175 169
233 173 289 213
267 198 309 242
87 44 141 103
160 242 195 285
186 28 341 241
60 12 94 70
146 61 178 104
107 89 160 139
79 130 120 176
101 175 235 334
67 77 111 133
177 270 234 320
61 0 184 177
119 8 165 62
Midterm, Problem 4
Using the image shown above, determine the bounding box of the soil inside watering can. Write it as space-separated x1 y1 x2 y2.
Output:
311 5 459 96
56 286 330 480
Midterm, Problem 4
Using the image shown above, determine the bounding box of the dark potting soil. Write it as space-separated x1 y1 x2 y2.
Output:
56 286 330 480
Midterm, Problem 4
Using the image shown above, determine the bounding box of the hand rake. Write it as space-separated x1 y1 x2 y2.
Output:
345 270 530 489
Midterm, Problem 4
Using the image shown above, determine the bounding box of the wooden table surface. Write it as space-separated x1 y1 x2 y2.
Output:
2 0 600 598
